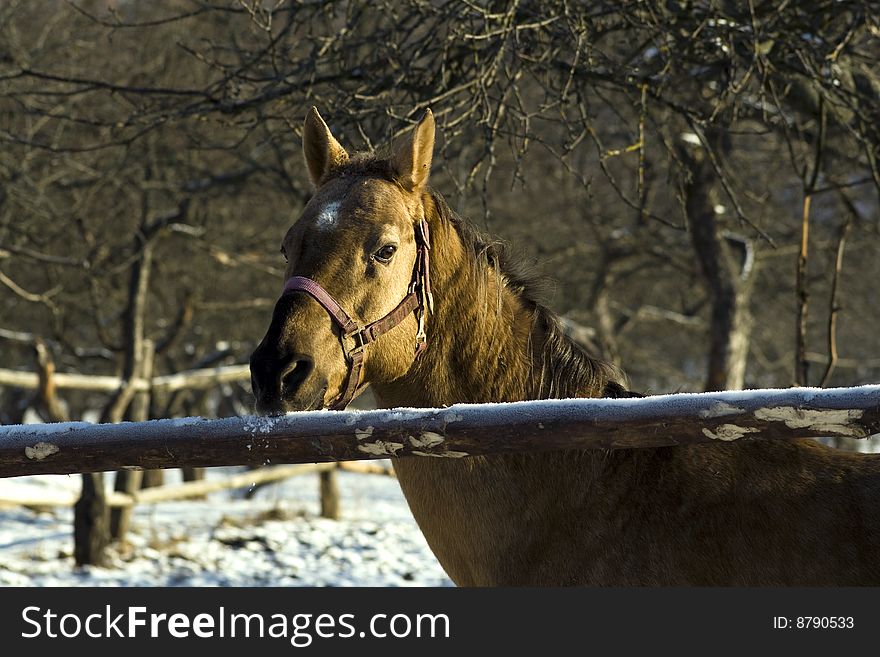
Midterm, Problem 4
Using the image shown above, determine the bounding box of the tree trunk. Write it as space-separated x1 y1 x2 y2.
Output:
0 387 29 425
704 278 753 391
678 134 755 391
30 341 111 568
81 216 158 565
34 340 68 422
111 340 154 541
593 286 622 366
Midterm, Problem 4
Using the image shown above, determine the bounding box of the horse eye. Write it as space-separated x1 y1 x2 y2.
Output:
374 244 397 263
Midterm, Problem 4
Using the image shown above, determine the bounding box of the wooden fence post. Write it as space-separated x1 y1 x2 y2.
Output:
141 469 165 489
320 467 340 519
110 340 154 541
181 467 207 501
74 473 109 566
182 467 206 482
110 471 142 541
30 340 110 568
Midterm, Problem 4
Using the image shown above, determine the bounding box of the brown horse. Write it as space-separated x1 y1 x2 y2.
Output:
250 108 880 586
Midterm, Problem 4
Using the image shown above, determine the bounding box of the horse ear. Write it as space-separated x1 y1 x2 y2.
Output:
302 107 349 187
391 109 435 192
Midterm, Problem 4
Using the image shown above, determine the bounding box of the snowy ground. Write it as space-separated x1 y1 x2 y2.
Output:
0 467 452 587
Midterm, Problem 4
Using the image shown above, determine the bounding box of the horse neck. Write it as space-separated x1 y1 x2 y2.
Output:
374 199 583 408
372 198 634 586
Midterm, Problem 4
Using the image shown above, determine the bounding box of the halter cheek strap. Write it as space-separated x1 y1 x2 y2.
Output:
280 218 432 410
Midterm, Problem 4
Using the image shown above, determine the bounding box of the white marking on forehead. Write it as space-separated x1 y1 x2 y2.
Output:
314 200 342 229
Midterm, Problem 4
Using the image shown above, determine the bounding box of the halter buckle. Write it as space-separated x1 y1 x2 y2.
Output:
423 286 434 314
343 329 369 357
415 308 427 343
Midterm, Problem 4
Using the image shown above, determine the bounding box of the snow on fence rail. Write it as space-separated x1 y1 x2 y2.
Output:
1 385 879 479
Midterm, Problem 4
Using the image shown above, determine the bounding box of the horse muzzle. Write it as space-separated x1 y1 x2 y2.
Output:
250 345 329 415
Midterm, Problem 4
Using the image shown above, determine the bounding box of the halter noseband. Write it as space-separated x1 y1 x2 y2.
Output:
280 217 433 410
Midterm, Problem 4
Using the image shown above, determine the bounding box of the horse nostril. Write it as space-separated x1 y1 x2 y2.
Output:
281 357 313 396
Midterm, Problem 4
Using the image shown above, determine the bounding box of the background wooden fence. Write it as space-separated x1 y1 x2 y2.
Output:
0 363 251 393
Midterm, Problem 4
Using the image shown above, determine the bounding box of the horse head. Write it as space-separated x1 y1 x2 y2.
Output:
250 108 435 414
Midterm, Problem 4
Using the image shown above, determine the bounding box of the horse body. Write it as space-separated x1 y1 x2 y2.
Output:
391 444 880 586
250 108 880 586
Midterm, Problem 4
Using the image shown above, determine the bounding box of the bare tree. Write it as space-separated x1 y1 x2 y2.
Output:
1 1 878 425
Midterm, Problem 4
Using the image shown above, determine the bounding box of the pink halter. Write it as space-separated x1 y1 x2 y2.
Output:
280 217 433 409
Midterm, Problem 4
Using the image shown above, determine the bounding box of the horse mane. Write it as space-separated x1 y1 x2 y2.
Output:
324 155 634 401
426 191 635 401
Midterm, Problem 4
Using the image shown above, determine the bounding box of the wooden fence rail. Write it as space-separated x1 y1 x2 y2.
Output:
0 463 337 509
1 385 879 479
0 364 250 393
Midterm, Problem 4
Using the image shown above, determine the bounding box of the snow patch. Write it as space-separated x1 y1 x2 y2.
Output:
243 416 281 434
408 432 444 449
753 407 866 437
171 417 205 427
701 425 759 442
24 442 60 461
357 441 404 457
355 427 374 441
0 469 452 587
407 432 469 457
699 402 744 418
3 421 91 436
